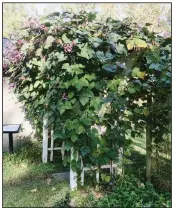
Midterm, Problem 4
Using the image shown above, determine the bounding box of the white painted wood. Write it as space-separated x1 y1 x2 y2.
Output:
80 157 84 186
83 166 98 171
96 168 100 183
112 161 115 175
70 147 77 190
83 164 117 171
50 129 54 162
110 161 113 175
61 141 65 160
48 147 62 151
96 144 100 183
101 164 117 169
42 115 48 163
118 147 123 175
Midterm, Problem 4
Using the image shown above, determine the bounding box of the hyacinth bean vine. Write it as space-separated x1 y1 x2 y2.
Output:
5 12 171 178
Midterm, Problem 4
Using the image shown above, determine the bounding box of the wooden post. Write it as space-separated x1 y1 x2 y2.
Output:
118 147 123 175
81 157 84 186
61 141 65 160
146 95 152 182
110 160 113 175
96 168 100 183
50 129 54 162
70 147 77 190
146 121 152 182
96 143 100 183
42 114 48 163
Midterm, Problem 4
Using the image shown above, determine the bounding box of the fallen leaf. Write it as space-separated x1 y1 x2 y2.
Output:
46 178 52 185
30 188 38 192
93 191 103 199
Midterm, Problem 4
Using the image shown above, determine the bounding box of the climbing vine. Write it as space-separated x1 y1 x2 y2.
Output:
5 12 171 177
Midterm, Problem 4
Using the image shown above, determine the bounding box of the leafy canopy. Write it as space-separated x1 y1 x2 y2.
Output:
6 11 171 173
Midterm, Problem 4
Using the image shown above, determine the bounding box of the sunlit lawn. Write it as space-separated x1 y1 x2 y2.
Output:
3 153 70 207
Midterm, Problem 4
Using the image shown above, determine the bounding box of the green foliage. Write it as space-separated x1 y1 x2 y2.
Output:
83 175 171 208
6 10 171 180
101 173 111 182
7 138 42 163
54 192 71 208
126 38 148 50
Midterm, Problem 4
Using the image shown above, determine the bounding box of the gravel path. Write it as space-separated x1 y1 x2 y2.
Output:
3 77 34 152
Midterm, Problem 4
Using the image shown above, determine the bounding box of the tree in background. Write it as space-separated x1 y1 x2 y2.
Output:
3 3 39 39
120 3 171 34
59 3 171 31
60 3 119 22
4 3 170 39
98 3 119 22
3 4 26 38
60 3 97 14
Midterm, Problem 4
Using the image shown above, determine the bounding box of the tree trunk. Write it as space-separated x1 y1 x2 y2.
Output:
146 96 152 182
156 144 159 174
146 122 152 182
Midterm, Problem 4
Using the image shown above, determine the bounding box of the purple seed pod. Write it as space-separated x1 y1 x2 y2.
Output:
62 93 68 100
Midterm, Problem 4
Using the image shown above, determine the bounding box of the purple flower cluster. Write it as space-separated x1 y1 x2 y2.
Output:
23 18 41 29
4 44 24 65
63 41 76 53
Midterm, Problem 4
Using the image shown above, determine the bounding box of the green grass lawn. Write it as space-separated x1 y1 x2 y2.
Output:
3 139 98 207
3 152 102 207
131 136 146 154
3 135 171 207
3 155 70 207
2 135 147 207
4 177 69 207
3 139 71 207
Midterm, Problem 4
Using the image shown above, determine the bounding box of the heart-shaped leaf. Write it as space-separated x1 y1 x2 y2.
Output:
79 96 89 106
71 134 78 142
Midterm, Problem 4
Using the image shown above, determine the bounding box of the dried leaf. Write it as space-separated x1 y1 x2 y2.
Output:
30 188 38 192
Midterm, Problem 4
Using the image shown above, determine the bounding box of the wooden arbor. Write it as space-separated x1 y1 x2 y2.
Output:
42 115 122 190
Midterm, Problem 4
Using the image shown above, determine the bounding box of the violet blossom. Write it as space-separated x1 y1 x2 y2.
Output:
63 41 76 53
3 44 24 65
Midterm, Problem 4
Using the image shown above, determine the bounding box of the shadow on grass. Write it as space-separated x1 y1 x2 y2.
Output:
132 141 146 150
3 148 70 207
3 137 69 188
3 176 70 207
124 149 146 182
124 148 171 192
